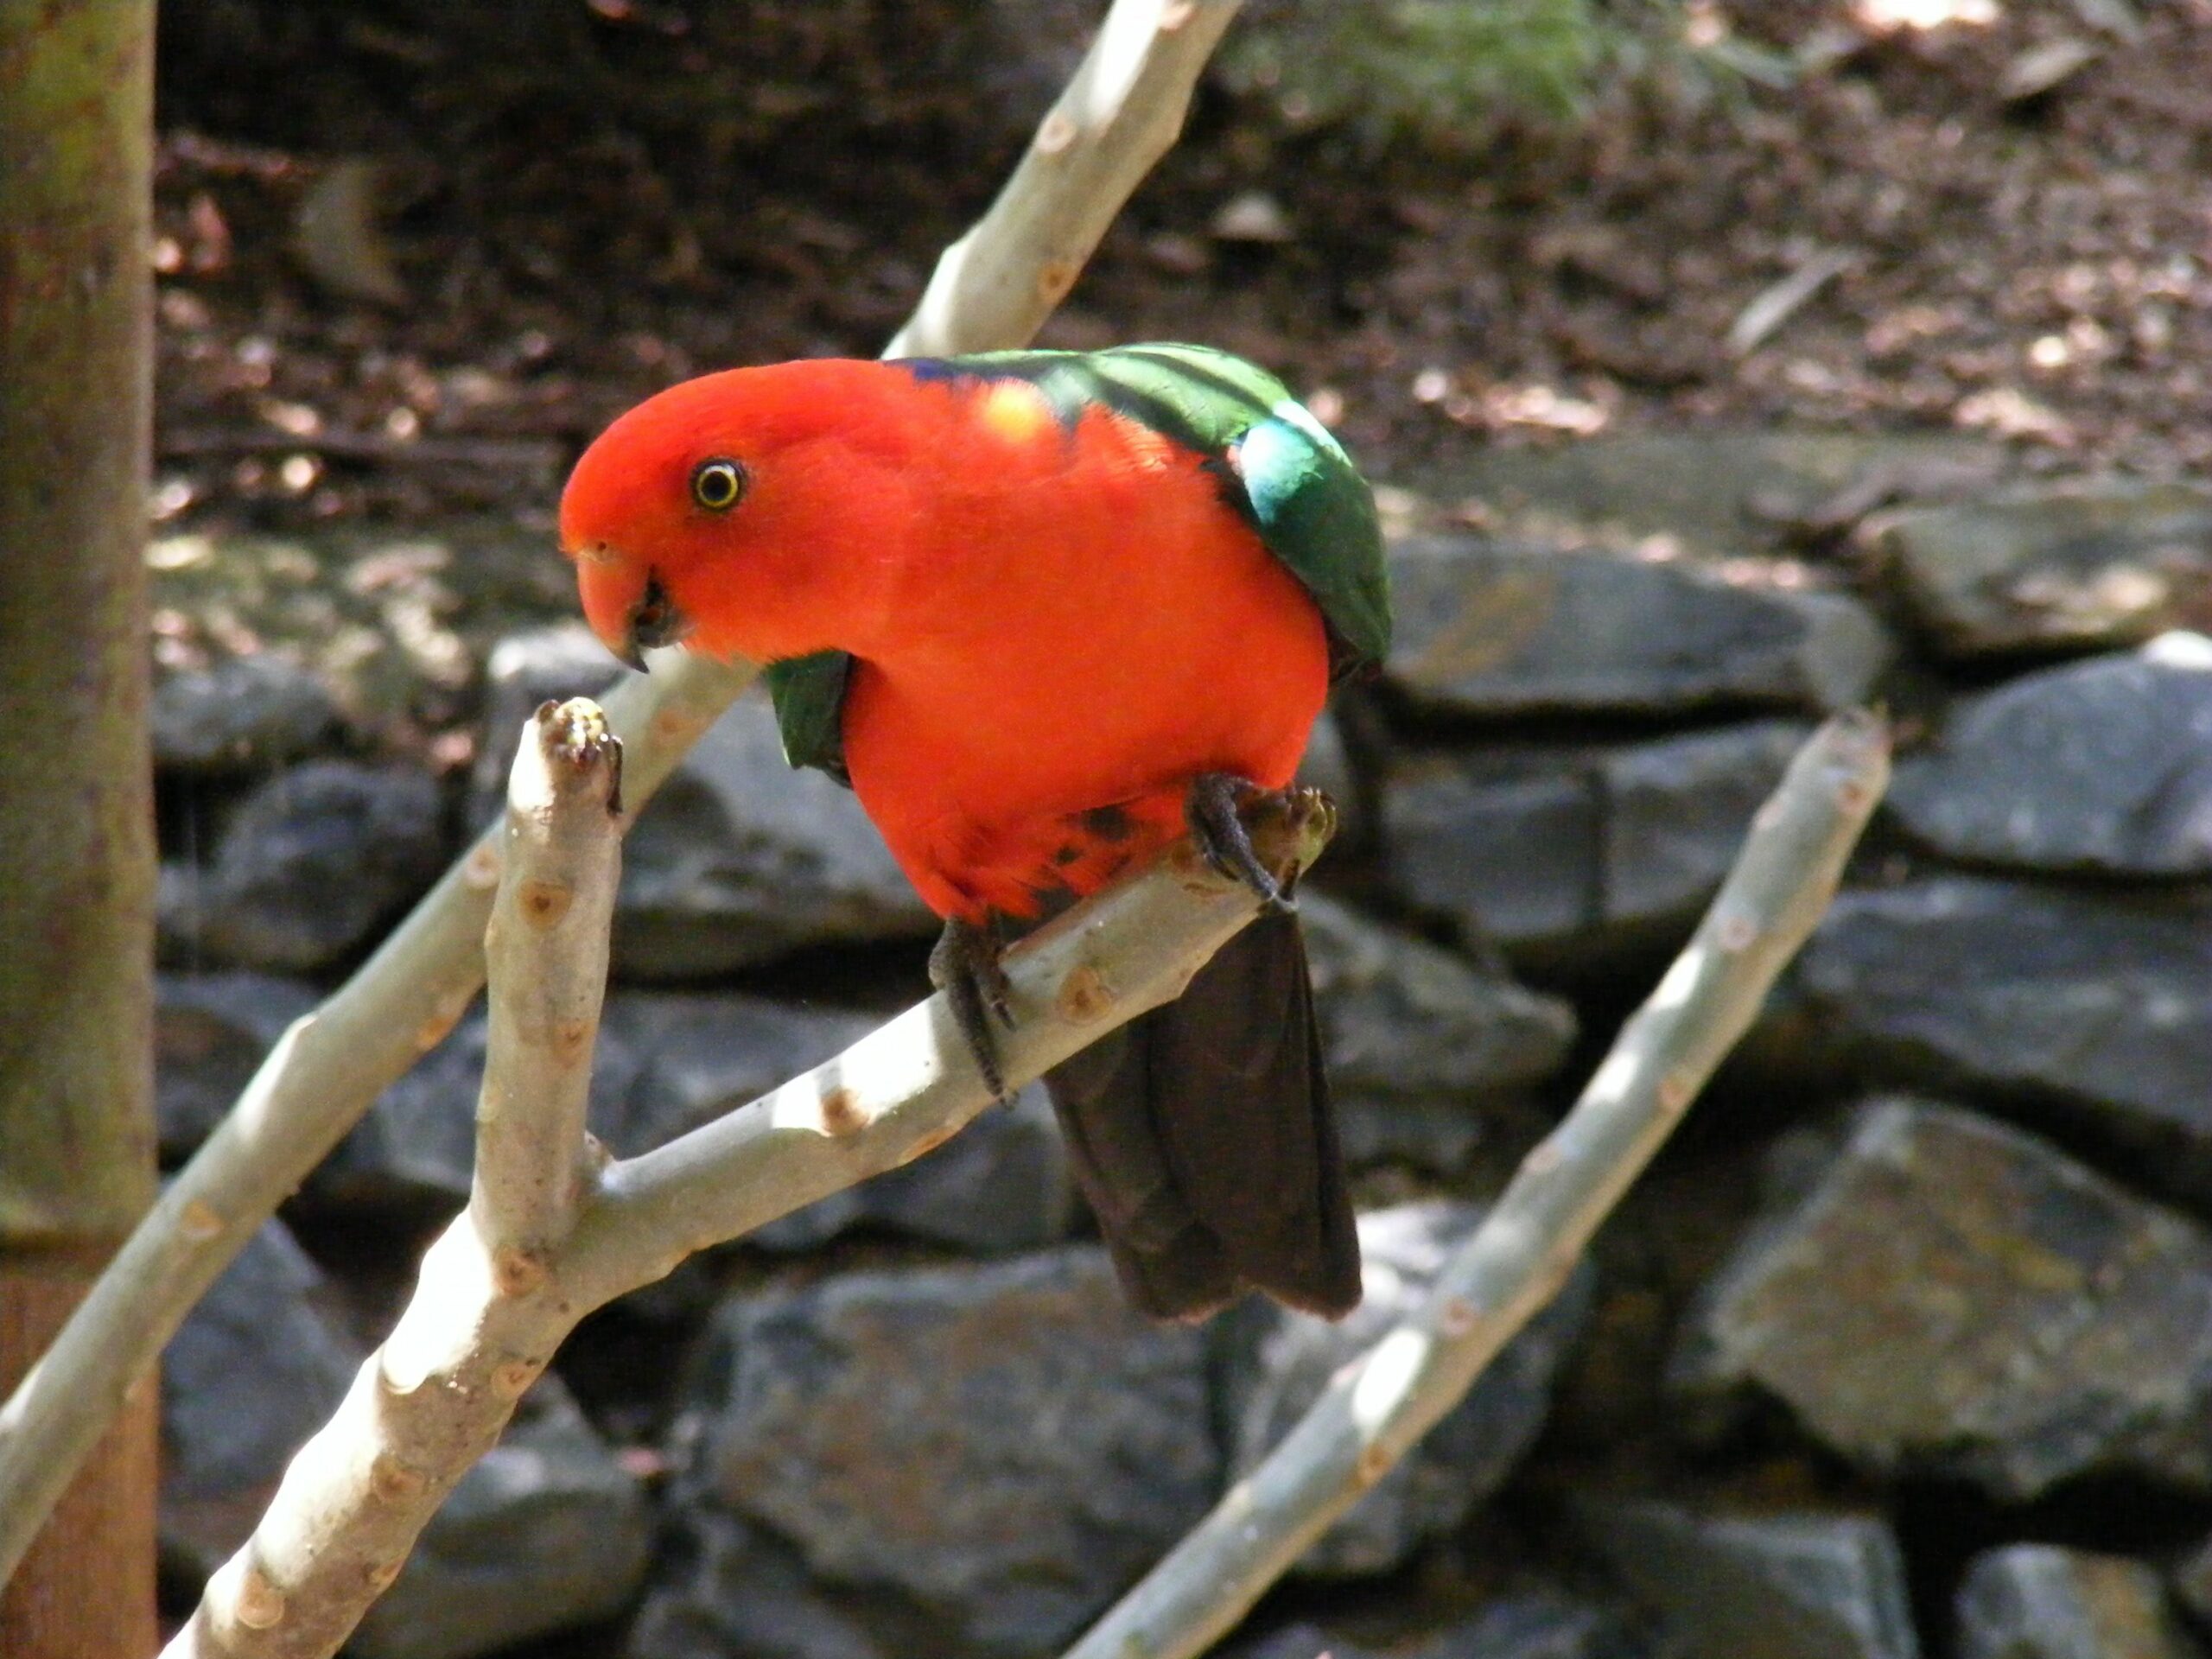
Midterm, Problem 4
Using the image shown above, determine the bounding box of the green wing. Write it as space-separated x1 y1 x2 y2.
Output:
766 343 1391 781
763 650 853 783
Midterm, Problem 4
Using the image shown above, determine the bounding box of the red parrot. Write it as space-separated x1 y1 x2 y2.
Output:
560 344 1390 1319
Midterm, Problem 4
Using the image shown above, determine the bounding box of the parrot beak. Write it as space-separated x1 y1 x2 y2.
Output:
621 569 691 670
574 554 689 673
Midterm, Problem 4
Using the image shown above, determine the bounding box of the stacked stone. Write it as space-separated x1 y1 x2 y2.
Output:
147 434 2212 1658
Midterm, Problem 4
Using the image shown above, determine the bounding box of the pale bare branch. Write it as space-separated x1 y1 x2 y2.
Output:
887 0 1244 359
0 0 1245 1588
1060 711 1892 1659
165 716 1329 1659
467 699 623 1274
172 698 626 1658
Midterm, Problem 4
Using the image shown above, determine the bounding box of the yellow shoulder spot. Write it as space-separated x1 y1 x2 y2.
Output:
976 378 1058 447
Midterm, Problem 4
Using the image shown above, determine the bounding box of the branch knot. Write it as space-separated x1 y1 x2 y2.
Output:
532 697 626 817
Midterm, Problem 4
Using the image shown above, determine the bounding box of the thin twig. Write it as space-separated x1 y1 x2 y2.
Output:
1726 247 1859 357
165 725 1332 1659
1060 711 1891 1659
0 0 1249 1592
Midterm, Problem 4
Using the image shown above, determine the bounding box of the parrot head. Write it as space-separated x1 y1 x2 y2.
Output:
558 361 914 670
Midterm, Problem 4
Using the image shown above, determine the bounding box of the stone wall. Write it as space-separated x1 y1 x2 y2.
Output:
150 432 2212 1658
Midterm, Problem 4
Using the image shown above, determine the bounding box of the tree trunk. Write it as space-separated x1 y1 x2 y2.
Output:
0 6 161 1655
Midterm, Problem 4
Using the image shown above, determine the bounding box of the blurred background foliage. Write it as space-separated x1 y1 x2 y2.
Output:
159 0 1783 168
1229 0 1638 143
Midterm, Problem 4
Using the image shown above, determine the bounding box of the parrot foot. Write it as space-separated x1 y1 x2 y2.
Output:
931 918 1014 1103
1186 773 1322 913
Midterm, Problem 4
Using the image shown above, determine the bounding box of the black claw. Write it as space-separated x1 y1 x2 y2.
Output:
1186 772 1294 913
930 918 1014 1102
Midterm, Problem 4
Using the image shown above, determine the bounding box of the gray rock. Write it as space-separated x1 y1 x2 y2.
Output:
311 1002 646 1213
1956 1545 2202 1659
349 1385 652 1659
1222 1590 1638 1659
2169 1532 2212 1632
1574 1500 1917 1659
155 972 320 1161
614 689 937 977
1300 894 1576 1173
1387 537 1890 718
1603 722 1808 931
1229 1625 1384 1659
1416 1592 1642 1659
1219 1201 1593 1577
1388 721 1808 963
468 622 624 826
1672 1099 2212 1499
1411 430 2004 563
1388 751 1595 955
1788 876 2212 1197
1887 639 2212 876
160 760 450 973
625 1510 902 1659
1873 479 2212 657
148 521 583 753
151 652 340 773
160 1219 364 1579
604 989 880 1154
158 1218 648 1658
646 1247 1217 1657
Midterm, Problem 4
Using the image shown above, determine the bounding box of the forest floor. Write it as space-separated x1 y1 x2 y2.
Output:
150 0 2212 537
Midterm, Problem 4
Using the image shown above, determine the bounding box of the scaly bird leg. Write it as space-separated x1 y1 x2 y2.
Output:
1187 772 1329 912
930 917 1014 1103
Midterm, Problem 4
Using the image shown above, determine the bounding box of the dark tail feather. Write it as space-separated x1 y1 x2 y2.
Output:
1043 908 1361 1321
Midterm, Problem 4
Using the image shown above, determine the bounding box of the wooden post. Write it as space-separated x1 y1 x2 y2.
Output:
0 5 162 1655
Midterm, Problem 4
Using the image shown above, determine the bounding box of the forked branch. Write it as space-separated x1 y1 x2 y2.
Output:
0 0 1246 1589
168 703 1326 1659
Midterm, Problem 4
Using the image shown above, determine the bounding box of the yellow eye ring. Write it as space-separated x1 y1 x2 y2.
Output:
690 458 747 512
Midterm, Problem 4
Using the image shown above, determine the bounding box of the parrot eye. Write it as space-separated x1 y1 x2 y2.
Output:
690 458 747 512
